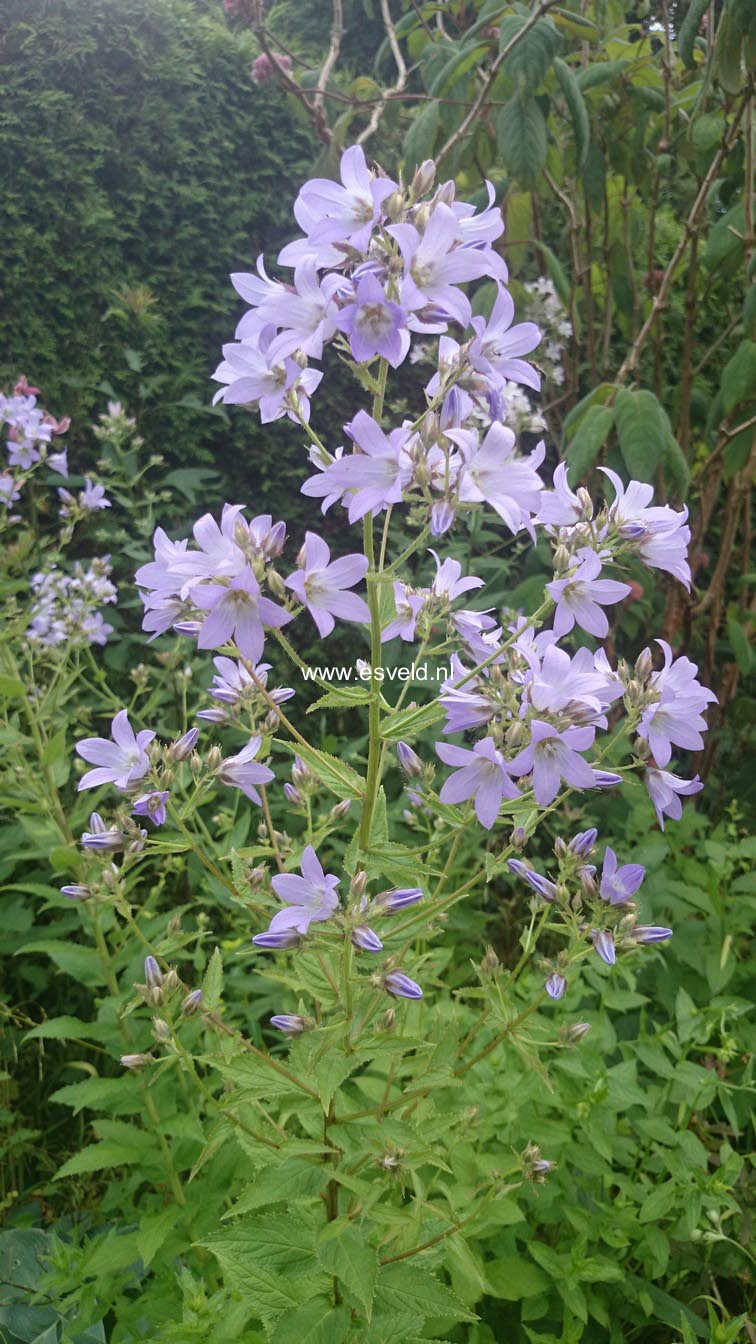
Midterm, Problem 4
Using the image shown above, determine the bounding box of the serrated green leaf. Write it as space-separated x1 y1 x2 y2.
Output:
202 946 224 1012
224 1158 328 1216
307 684 374 712
270 1299 350 1344
403 102 440 171
55 1141 152 1179
316 1220 378 1319
137 1207 178 1267
280 742 365 801
375 1263 478 1326
16 940 106 986
381 700 443 741
0 675 27 698
486 1254 549 1300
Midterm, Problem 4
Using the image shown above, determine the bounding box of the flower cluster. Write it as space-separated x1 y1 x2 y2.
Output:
106 145 714 1021
27 559 117 648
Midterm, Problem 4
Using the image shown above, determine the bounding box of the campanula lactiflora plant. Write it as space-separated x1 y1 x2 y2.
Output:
46 148 724 1337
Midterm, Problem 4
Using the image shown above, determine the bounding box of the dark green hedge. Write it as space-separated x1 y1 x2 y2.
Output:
0 0 315 492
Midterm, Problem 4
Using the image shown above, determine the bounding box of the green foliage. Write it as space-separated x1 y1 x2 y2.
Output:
0 0 313 477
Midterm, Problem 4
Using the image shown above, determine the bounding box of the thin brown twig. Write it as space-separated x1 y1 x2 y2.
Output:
357 0 408 147
615 84 752 385
436 0 559 169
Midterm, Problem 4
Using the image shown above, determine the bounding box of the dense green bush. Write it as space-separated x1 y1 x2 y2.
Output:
0 0 313 477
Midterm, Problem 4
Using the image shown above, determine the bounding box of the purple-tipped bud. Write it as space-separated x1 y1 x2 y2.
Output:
270 1014 307 1035
411 158 436 197
181 989 203 1014
350 870 368 900
291 756 312 789
196 708 228 723
120 1053 153 1069
618 521 646 540
174 620 202 636
592 771 623 789
635 647 653 679
60 884 91 901
169 728 199 761
568 828 598 856
564 1021 591 1043
506 858 529 878
378 887 423 912
430 500 455 536
252 929 301 950
283 783 303 806
510 826 528 850
81 825 126 852
396 741 423 779
144 956 163 989
384 970 423 1000
545 973 566 1000
593 930 616 966
632 925 673 944
352 925 383 953
330 799 351 820
265 520 287 559
524 871 558 902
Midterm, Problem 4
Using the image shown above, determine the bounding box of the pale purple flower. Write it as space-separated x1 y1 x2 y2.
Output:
547 550 631 639
46 448 69 475
133 791 170 827
545 973 566 1000
335 273 409 367
645 767 702 829
206 656 294 710
381 582 427 643
389 202 503 325
436 737 520 829
537 462 589 527
58 478 110 517
192 566 292 662
216 736 274 803
0 473 20 505
526 644 622 722
384 970 423 1000
599 846 645 904
301 411 413 522
429 549 484 602
212 326 321 422
76 710 154 792
601 468 691 588
252 260 340 360
508 720 597 808
284 532 369 638
439 659 496 733
457 423 544 533
470 284 541 390
265 844 340 936
290 144 396 256
636 640 716 767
